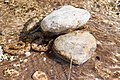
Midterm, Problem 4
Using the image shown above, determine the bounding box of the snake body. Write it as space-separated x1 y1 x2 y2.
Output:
3 17 53 55
3 41 30 55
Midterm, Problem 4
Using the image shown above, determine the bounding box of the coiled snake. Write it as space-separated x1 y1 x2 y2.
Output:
3 17 53 55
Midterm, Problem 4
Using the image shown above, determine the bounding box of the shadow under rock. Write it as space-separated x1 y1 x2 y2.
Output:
47 50 69 65
19 17 44 43
18 17 68 65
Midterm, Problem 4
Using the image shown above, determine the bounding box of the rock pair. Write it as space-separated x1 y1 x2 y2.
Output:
41 5 97 65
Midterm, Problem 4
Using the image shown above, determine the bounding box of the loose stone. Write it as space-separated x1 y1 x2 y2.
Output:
32 71 48 80
53 30 97 65
41 5 91 36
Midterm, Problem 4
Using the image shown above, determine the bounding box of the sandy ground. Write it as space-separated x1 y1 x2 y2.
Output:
0 0 120 80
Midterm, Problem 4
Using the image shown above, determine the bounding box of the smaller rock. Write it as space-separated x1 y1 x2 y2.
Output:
53 30 97 65
41 5 90 36
32 71 48 80
24 51 31 57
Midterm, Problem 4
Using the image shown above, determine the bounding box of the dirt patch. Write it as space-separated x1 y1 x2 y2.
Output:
0 0 120 80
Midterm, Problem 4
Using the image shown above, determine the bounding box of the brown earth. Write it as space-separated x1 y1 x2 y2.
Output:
0 0 120 80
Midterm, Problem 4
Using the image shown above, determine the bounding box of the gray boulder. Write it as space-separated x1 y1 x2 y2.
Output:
41 5 90 36
53 30 97 65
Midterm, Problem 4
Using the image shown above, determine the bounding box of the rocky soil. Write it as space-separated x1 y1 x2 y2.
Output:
0 0 120 80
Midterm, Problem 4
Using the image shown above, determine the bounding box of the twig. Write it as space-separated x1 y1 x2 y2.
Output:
68 54 73 80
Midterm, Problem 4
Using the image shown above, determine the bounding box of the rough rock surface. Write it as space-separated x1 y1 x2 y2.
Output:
53 30 97 65
41 5 90 36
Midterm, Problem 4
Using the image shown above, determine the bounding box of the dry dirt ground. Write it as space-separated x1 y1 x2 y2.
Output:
0 0 120 80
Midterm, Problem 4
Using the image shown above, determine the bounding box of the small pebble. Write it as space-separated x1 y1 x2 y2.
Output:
24 52 31 57
32 71 48 80
43 57 46 61
13 63 20 67
41 5 90 36
23 59 28 63
53 30 97 65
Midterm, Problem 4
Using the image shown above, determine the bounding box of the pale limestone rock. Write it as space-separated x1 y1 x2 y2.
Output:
53 30 96 65
41 5 90 36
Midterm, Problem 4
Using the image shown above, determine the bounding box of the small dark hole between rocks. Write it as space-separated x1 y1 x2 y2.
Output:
0 31 3 35
117 4 120 8
79 7 84 9
9 48 15 50
116 13 119 15
96 56 100 60
17 43 24 46
96 4 100 8
109 24 112 27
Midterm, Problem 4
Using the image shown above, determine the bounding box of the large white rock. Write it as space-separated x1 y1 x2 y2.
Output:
53 30 97 65
41 5 90 36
